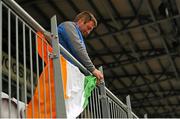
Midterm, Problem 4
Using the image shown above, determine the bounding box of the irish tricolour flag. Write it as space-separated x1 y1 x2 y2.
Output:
26 32 96 118
64 59 97 118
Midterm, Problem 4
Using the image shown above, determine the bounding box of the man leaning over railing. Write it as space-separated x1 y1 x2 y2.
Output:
57 11 104 81
26 11 104 118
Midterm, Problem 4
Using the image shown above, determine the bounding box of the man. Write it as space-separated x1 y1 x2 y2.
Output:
58 11 103 80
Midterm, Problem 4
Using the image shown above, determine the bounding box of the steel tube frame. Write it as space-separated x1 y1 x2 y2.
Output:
126 95 133 118
15 15 20 118
51 15 66 118
0 0 2 117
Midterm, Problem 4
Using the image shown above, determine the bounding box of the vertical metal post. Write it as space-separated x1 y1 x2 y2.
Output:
15 15 19 118
29 28 34 117
144 113 148 119
41 34 47 117
109 100 112 118
91 90 96 117
89 95 93 117
119 107 121 118
0 0 2 118
23 22 27 117
115 104 117 118
94 88 99 117
35 34 41 117
8 8 11 118
111 102 113 118
112 102 115 118
86 104 90 118
117 106 120 118
51 15 66 118
97 88 102 118
98 66 110 118
126 95 133 118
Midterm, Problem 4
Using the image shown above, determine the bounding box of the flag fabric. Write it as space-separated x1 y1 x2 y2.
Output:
27 32 96 118
83 75 97 108
27 32 57 118
65 60 97 118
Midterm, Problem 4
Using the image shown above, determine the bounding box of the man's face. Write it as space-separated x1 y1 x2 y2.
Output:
78 20 95 37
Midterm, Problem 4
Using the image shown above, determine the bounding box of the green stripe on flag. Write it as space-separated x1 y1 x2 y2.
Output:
83 75 97 108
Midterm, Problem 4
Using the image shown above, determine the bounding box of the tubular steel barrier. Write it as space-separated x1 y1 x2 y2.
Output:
0 0 139 118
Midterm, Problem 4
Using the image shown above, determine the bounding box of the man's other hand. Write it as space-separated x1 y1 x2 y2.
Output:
92 68 104 81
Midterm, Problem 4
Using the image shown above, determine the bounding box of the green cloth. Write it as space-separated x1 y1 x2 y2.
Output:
83 75 97 108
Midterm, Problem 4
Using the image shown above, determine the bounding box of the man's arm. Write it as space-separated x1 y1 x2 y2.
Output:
62 22 95 71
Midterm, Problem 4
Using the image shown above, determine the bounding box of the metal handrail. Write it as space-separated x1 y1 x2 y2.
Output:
106 87 128 110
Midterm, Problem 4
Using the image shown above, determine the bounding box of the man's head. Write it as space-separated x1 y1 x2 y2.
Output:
74 11 97 37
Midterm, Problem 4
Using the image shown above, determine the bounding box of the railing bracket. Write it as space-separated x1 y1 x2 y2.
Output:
98 94 107 99
48 52 58 59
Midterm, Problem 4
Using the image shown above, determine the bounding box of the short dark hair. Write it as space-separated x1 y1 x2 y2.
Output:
74 11 97 27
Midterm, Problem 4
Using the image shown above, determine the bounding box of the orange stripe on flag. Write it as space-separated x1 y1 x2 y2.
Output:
27 32 68 118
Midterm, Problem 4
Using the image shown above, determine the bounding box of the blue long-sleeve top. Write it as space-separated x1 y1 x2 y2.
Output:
58 21 95 72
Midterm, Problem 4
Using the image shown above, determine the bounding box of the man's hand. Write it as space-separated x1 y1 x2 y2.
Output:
92 68 104 81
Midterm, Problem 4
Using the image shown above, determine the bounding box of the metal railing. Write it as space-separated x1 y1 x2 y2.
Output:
0 0 139 118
